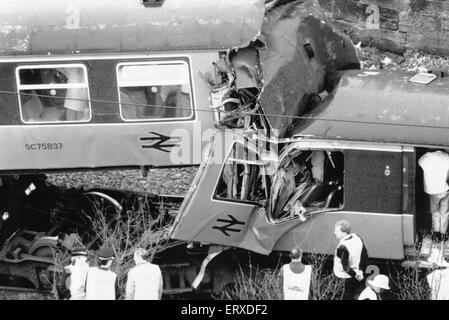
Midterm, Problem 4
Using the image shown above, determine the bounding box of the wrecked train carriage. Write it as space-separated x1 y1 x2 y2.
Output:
171 69 449 271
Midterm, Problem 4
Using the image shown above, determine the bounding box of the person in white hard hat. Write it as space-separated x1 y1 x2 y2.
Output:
358 274 390 300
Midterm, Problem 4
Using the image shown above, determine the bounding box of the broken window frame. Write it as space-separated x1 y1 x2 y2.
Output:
213 141 272 207
16 63 92 124
267 146 345 224
116 60 194 122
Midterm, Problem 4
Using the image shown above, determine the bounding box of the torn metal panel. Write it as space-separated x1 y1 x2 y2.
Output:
231 46 263 92
290 69 449 148
203 0 358 135
0 0 265 55
204 45 266 131
258 0 360 138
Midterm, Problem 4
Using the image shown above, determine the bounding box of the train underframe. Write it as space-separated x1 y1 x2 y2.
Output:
0 173 269 298
0 173 184 292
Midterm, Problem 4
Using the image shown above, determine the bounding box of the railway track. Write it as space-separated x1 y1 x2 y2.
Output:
0 285 54 300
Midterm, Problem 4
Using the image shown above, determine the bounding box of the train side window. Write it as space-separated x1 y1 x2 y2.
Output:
117 61 193 121
214 143 269 205
16 64 91 123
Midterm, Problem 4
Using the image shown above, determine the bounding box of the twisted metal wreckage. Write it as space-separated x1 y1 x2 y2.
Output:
169 0 361 289
204 0 358 135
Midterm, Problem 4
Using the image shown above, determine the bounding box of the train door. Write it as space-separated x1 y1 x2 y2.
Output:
410 147 449 265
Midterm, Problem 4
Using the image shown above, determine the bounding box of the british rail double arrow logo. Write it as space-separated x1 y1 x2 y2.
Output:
140 132 181 152
212 215 245 237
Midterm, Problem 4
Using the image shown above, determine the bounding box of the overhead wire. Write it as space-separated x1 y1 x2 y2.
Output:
1 89 449 130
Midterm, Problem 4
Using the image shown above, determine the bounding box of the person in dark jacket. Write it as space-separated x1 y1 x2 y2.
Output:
333 220 369 300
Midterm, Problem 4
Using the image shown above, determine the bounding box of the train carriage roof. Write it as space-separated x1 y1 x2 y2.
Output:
0 0 265 55
290 69 449 148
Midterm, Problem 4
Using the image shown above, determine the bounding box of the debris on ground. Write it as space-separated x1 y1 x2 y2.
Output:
356 45 449 73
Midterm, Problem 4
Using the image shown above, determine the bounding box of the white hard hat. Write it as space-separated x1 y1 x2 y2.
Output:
368 274 390 290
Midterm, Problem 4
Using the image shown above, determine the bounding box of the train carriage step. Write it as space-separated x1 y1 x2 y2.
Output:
403 235 449 269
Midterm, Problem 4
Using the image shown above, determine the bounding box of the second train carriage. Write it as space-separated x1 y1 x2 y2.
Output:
170 69 449 281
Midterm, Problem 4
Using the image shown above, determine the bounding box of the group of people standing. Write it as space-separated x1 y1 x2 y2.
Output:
63 246 163 300
282 219 390 300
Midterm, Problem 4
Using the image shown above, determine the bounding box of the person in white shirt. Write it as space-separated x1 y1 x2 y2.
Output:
281 247 312 300
22 68 89 123
62 67 89 121
85 247 119 300
427 267 449 300
358 274 390 300
64 246 90 300
125 248 163 300
418 150 449 241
